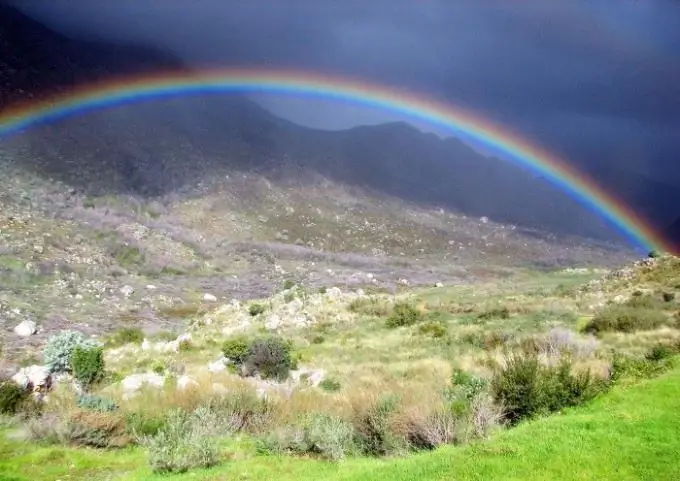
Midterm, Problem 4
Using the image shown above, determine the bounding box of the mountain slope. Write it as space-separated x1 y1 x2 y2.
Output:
0 5 637 245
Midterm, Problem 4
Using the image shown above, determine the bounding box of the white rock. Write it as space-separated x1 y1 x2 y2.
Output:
327 287 342 298
208 357 228 373
434 282 444 288
265 314 282 330
121 373 166 393
13 320 37 337
120 285 135 297
146 284 157 290
203 293 218 302
177 375 198 391
12 365 51 391
141 339 151 351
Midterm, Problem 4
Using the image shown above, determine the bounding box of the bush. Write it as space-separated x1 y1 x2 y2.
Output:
478 306 510 320
348 297 391 317
43 330 100 374
663 292 676 303
0 381 29 415
108 327 144 346
28 411 132 448
143 408 220 474
282 279 296 290
352 395 405 456
319 378 342 393
584 306 669 334
222 337 251 364
491 350 605 425
76 394 118 413
204 389 274 434
244 336 294 381
71 346 105 389
402 407 459 450
386 302 423 328
259 413 356 461
248 303 266 317
418 321 447 338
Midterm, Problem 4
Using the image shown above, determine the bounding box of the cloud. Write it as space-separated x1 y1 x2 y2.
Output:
12 0 680 188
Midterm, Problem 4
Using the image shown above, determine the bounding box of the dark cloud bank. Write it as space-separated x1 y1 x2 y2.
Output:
9 0 680 247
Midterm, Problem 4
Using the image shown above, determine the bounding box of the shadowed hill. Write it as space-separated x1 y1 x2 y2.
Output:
0 5 635 244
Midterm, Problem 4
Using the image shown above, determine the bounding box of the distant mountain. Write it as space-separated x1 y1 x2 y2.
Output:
0 5 649 245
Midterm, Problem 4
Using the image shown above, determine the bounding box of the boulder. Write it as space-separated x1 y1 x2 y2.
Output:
13 320 37 337
203 293 218 302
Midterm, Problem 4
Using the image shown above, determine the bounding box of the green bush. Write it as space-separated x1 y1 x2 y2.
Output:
352 395 404 456
144 408 220 474
490 351 605 425
222 336 252 364
318 286 328 294
386 302 423 328
478 306 511 320
319 378 342 393
0 381 29 415
248 303 266 316
282 279 296 291
584 306 669 334
244 336 294 381
348 297 391 317
258 413 355 461
76 394 118 412
418 321 447 338
108 327 144 346
71 346 105 389
43 330 100 374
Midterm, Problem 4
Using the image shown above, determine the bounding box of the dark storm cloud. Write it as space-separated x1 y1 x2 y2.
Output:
13 0 680 185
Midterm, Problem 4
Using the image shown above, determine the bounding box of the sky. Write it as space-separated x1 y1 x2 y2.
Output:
12 1 680 190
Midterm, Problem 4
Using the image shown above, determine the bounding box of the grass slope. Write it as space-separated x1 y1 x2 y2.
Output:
2 362 679 481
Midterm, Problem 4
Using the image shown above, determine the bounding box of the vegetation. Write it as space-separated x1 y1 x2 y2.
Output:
70 346 105 389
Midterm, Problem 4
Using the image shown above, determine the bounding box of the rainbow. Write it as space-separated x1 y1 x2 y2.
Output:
0 68 672 254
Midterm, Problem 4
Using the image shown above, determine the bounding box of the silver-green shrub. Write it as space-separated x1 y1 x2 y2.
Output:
43 330 100 373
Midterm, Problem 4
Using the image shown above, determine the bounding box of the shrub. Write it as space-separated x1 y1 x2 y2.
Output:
645 344 676 362
44 330 100 374
282 279 296 291
319 378 342 393
418 321 447 338
584 306 668 334
448 369 489 402
204 389 274 434
386 302 423 328
258 413 355 461
478 306 510 320
108 327 144 346
71 346 105 389
663 292 676 303
0 381 29 415
222 337 251 364
318 286 328 294
348 297 391 317
402 407 459 450
76 394 118 412
244 336 294 381
29 411 132 448
352 395 404 456
491 350 605 425
248 303 266 316
125 412 168 438
143 408 220 474
311 334 325 344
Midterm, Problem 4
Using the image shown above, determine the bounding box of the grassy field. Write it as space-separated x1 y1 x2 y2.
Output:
2 360 679 481
2 256 680 481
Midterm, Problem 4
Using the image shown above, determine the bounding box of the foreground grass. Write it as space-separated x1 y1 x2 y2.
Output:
2 363 679 481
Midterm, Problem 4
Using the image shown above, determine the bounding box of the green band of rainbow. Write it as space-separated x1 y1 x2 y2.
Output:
0 68 672 254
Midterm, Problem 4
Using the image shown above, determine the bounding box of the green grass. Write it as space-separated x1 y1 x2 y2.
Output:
2 362 679 481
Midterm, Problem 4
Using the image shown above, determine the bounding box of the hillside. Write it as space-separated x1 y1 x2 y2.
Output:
0 5 632 244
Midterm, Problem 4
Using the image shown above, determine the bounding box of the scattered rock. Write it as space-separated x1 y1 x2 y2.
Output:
177 375 198 391
121 372 166 394
120 285 135 298
434 282 444 288
12 365 51 393
203 293 218 302
13 320 37 337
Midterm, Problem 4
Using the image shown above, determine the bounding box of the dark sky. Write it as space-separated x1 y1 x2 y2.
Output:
13 1 680 190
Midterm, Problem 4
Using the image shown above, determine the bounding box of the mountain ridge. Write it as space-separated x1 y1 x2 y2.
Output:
0 5 646 247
